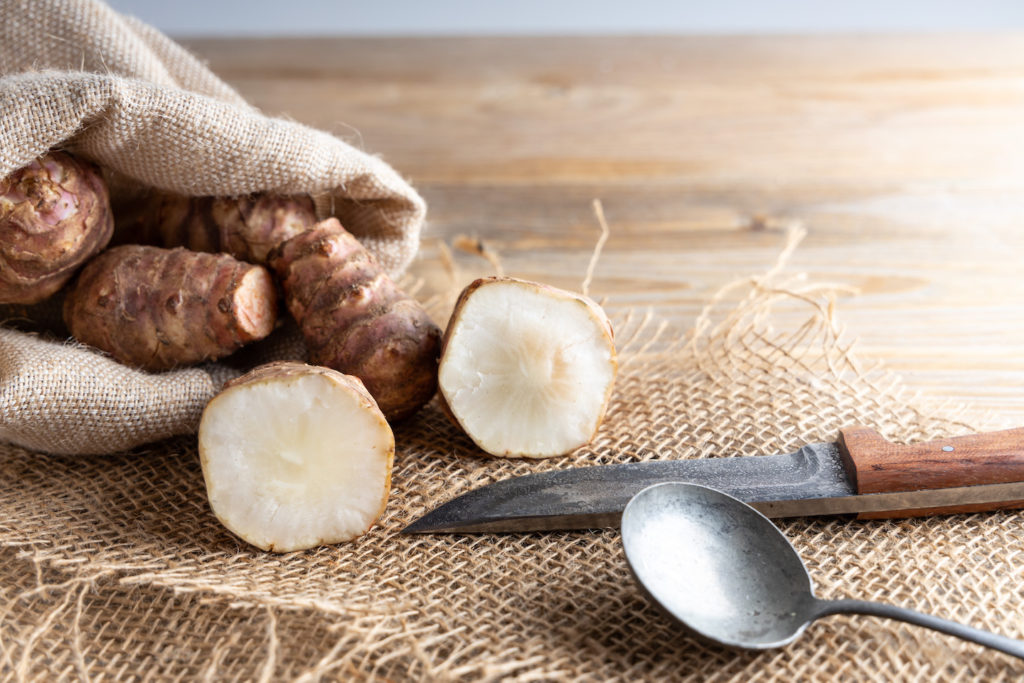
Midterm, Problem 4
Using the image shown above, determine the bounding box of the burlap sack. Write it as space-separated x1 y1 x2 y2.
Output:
0 0 425 454
2 240 1022 680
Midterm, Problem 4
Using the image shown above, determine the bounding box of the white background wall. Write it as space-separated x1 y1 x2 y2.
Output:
106 0 1024 36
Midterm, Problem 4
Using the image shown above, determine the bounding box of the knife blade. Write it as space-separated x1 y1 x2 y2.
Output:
402 426 1024 533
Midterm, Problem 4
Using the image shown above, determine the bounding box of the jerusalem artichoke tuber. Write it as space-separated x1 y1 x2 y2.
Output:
437 277 617 458
64 245 277 371
199 361 394 552
115 192 316 264
268 218 441 421
109 192 439 419
0 151 113 304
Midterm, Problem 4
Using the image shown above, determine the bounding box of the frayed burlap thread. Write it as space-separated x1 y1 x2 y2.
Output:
0 0 426 454
2 238 1023 680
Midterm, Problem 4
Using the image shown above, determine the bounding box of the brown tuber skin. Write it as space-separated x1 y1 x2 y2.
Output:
109 191 438 417
269 218 441 421
0 151 113 304
64 245 278 371
115 192 316 264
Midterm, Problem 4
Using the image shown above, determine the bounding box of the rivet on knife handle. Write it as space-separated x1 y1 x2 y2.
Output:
838 426 1024 519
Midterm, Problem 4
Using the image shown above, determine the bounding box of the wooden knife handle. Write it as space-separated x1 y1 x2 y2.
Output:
838 426 1024 519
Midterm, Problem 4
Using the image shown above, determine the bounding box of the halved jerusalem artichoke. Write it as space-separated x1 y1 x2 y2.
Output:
438 277 617 458
199 362 394 552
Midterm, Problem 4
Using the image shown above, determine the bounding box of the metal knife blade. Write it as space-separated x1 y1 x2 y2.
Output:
401 440 1024 533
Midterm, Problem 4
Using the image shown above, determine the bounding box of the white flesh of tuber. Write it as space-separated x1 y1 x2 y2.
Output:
438 277 617 458
199 362 394 552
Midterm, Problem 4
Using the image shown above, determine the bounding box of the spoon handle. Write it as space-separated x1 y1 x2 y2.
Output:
815 598 1024 660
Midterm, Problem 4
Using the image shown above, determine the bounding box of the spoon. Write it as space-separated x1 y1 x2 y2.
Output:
620 482 1024 659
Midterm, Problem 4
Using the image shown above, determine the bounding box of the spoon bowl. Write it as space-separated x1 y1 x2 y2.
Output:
621 482 1024 659
621 481 815 649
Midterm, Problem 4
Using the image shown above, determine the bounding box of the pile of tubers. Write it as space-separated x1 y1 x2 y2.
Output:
1 151 617 552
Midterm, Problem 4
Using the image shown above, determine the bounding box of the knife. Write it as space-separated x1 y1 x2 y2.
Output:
402 426 1024 533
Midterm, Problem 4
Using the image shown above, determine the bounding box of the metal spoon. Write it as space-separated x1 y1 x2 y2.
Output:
620 482 1024 659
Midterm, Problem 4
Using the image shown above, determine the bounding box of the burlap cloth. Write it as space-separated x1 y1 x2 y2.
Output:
2 3 1023 680
2 231 1022 680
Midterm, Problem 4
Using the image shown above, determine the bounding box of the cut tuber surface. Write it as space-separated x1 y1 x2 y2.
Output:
269 218 441 422
438 277 617 458
0 151 113 304
199 362 395 552
64 245 277 371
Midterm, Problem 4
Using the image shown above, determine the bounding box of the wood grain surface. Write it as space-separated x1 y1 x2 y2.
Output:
186 35 1024 425
840 425 1024 493
837 425 1024 518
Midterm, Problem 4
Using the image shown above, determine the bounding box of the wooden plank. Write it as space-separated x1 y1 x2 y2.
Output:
186 35 1024 424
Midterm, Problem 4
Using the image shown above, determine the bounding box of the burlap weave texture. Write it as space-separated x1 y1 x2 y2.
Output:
0 328 224 455
2 247 1023 680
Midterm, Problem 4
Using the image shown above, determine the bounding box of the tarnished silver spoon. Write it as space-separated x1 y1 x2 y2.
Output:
621 482 1024 659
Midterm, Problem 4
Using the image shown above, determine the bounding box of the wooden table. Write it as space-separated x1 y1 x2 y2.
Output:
188 35 1024 426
